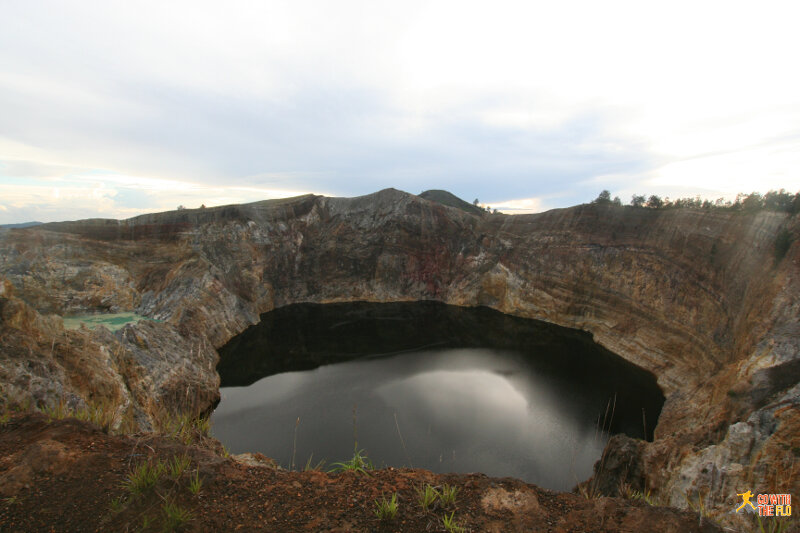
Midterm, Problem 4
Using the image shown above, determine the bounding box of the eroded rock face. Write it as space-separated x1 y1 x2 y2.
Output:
0 189 797 521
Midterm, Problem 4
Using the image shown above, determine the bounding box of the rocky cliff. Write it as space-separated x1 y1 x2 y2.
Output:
0 189 797 521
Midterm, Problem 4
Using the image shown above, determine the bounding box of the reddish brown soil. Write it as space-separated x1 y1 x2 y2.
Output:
0 413 722 532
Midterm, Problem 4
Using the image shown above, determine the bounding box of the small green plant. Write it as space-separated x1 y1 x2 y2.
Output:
74 400 118 433
18 399 32 413
194 416 211 436
3 496 18 506
137 514 153 532
177 425 194 446
223 446 231 459
42 399 69 421
109 495 126 513
168 454 191 480
441 511 465 533
439 483 459 508
417 484 438 512
0 411 9 426
161 501 193 531
630 489 655 506
121 459 165 497
188 469 202 495
618 479 656 505
617 480 634 499
118 408 139 435
577 481 600 500
8 398 29 414
755 514 795 533
373 492 399 521
329 446 373 475
31 397 124 433
303 453 326 472
155 410 211 446
683 489 705 517
73 406 91 423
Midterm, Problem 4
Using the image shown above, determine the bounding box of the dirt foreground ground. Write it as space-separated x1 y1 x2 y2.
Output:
0 413 728 532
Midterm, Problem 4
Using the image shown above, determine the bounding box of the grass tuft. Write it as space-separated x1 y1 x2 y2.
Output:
220 444 231 459
683 489 706 517
42 399 69 422
161 501 193 531
154 410 212 446
373 492 399 521
329 446 373 475
188 469 202 495
73 399 118 432
631 488 655 506
138 515 153 532
121 459 165 497
194 416 211 436
32 396 129 433
118 408 139 435
439 483 459 508
303 453 326 472
442 511 466 533
167 454 191 480
755 514 796 533
577 481 601 500
109 495 126 513
417 483 438 512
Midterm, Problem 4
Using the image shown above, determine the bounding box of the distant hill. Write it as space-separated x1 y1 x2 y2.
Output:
0 221 42 229
418 190 486 216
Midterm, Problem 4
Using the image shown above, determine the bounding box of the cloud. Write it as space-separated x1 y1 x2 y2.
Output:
0 0 798 224
491 197 543 215
0 169 323 224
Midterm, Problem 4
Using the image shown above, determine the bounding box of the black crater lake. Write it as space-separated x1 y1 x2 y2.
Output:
211 301 664 490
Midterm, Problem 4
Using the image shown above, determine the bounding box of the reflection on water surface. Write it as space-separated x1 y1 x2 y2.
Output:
211 302 663 490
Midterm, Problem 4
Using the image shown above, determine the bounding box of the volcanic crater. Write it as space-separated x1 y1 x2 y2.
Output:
0 188 797 531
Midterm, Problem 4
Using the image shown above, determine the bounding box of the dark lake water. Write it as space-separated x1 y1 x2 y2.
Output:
211 301 664 490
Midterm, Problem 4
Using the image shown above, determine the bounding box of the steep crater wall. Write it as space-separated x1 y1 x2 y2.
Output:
0 189 797 516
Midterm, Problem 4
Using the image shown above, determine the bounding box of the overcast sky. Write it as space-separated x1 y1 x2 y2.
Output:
1 1 799 223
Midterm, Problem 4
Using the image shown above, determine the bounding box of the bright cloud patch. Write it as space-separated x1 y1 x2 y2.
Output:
0 163 320 224
0 0 798 223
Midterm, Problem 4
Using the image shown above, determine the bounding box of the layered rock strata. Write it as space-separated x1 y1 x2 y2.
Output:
0 189 797 521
